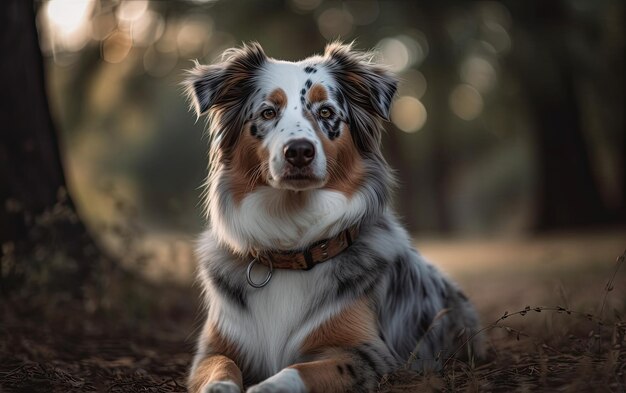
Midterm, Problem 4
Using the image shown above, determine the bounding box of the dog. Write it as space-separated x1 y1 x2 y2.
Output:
183 42 482 393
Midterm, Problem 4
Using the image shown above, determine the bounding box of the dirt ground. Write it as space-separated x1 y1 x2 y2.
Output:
1 230 625 392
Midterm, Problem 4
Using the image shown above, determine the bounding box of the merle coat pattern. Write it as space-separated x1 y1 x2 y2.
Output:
183 42 481 393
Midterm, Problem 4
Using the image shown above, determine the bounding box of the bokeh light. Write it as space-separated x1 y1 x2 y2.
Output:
449 84 483 121
45 0 94 54
46 0 93 34
116 0 148 24
102 30 132 64
90 11 117 41
131 10 165 47
201 31 236 62
460 56 497 93
476 1 512 30
404 30 429 67
33 0 621 244
176 16 213 57
391 96 428 133
377 33 428 73
155 22 179 54
398 69 427 99
377 38 410 73
290 0 323 13
143 45 178 78
317 7 354 40
344 0 379 25
482 21 511 54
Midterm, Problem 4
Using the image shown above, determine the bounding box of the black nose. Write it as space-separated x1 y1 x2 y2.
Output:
284 139 315 168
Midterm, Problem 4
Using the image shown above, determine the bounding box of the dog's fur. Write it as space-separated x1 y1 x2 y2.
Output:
183 42 482 393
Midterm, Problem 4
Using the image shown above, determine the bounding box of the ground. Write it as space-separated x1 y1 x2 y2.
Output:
1 230 625 392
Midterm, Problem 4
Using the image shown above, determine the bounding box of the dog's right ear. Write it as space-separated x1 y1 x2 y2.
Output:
183 42 267 117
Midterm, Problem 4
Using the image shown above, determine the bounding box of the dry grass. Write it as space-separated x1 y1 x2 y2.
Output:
1 221 625 392
378 248 626 392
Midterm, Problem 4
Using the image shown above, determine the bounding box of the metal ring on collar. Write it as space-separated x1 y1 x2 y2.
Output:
246 257 273 288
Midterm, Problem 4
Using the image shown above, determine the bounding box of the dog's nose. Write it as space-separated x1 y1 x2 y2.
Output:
284 139 315 168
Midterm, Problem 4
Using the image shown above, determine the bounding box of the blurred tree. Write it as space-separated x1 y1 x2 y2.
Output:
0 0 102 295
508 0 624 230
27 0 624 237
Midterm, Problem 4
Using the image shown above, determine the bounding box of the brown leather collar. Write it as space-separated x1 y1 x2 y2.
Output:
251 225 359 271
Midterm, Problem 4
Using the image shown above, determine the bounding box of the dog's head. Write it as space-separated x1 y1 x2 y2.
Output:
184 42 397 200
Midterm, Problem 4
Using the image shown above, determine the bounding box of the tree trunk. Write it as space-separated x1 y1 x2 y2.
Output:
510 0 618 231
0 0 101 295
421 3 453 234
527 50 611 230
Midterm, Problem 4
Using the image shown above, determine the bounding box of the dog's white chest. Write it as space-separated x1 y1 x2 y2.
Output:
210 267 343 378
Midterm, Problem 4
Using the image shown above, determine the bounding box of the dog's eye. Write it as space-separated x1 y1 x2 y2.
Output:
319 107 333 118
262 109 276 120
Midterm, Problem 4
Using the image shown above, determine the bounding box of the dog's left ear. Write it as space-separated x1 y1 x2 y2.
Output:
183 42 267 118
183 43 267 154
324 42 397 120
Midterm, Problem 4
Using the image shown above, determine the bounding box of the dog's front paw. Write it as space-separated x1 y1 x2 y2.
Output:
246 369 306 393
203 380 241 393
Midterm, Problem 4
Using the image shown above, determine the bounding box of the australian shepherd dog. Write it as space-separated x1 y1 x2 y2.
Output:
183 42 482 393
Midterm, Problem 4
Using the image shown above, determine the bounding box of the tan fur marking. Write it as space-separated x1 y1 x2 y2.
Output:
290 349 354 393
307 83 328 103
188 355 243 393
229 124 269 204
295 300 381 392
301 298 378 353
188 324 243 393
267 88 287 109
318 124 365 197
205 323 240 359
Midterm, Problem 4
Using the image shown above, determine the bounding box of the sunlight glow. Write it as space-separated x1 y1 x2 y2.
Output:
44 0 94 54
46 0 93 34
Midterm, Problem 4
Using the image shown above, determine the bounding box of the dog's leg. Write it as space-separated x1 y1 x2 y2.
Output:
248 297 395 393
189 321 244 393
189 354 243 393
246 346 390 393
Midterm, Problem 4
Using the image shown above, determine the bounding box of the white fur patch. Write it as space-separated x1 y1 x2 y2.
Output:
202 380 241 393
246 368 307 393
210 178 368 252
206 260 349 379
257 61 336 190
